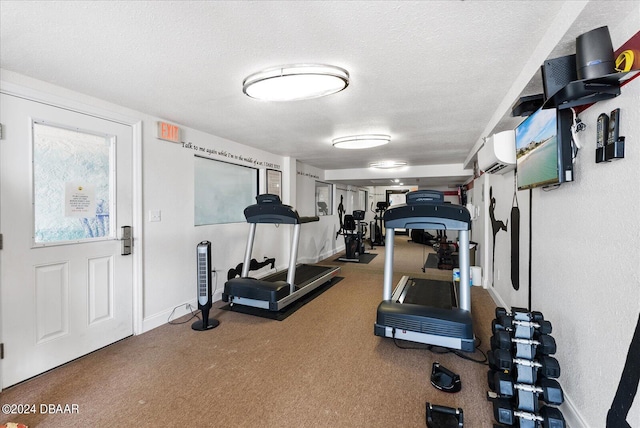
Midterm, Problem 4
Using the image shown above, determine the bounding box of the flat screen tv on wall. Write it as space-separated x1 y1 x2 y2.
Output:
515 107 574 190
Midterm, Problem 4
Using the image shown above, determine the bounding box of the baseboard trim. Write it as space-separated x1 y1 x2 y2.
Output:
142 299 198 333
560 389 590 428
486 285 508 309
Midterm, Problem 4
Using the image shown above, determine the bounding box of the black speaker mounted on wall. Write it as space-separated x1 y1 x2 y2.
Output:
576 26 615 80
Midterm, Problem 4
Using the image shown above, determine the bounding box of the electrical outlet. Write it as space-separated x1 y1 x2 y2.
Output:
149 210 161 222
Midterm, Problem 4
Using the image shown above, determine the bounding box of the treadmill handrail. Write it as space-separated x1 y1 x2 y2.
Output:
244 202 300 224
384 203 470 230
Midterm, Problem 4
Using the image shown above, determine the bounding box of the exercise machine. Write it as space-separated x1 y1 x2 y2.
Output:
317 201 329 216
223 194 340 311
336 210 368 262
374 189 475 351
436 234 458 270
370 201 388 247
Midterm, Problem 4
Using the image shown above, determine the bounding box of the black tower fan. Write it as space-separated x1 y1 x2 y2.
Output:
192 241 220 331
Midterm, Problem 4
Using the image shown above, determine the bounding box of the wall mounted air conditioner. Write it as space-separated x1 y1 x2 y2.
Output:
477 130 516 174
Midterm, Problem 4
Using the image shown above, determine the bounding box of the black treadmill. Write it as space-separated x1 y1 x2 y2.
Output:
374 190 475 351
223 194 340 312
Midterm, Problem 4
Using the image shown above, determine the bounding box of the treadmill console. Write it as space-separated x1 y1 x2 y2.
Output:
406 190 444 205
384 189 470 230
246 194 299 224
256 194 282 204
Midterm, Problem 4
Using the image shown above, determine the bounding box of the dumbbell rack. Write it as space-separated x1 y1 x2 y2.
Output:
487 307 566 428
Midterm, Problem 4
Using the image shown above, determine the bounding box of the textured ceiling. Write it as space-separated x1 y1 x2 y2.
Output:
0 1 633 187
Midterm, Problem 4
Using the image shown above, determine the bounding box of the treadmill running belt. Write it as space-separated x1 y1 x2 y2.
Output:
402 278 456 309
265 264 333 288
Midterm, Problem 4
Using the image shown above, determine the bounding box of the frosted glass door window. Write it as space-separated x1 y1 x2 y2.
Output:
33 122 113 244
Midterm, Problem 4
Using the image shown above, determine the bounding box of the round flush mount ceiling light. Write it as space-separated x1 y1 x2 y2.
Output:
243 64 349 101
369 160 407 169
332 134 391 149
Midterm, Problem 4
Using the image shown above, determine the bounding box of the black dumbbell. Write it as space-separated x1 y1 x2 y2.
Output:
493 398 565 428
496 306 544 322
490 330 557 358
488 369 497 390
488 349 560 384
493 316 553 338
492 371 564 412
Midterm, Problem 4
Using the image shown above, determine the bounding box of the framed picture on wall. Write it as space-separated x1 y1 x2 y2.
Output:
266 169 282 198
358 189 367 211
315 181 332 216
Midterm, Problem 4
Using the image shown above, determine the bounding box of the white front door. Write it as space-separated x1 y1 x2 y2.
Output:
0 93 134 388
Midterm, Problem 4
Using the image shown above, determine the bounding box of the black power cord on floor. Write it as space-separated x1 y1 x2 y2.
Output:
168 303 201 325
391 328 488 365
168 270 220 325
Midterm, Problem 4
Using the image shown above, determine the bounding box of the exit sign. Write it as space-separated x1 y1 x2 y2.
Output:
157 121 181 143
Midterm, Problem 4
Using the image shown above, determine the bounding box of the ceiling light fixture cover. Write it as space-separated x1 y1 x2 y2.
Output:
369 160 407 169
332 134 391 149
243 64 349 101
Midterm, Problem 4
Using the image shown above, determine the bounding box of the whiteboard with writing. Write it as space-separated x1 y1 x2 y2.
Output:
194 156 258 225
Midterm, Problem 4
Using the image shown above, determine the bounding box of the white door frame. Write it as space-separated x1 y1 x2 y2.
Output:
0 80 144 386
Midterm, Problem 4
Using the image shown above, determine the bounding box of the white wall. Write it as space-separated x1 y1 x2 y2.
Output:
143 125 288 330
482 11 640 427
534 87 639 428
467 175 487 284
295 161 341 262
